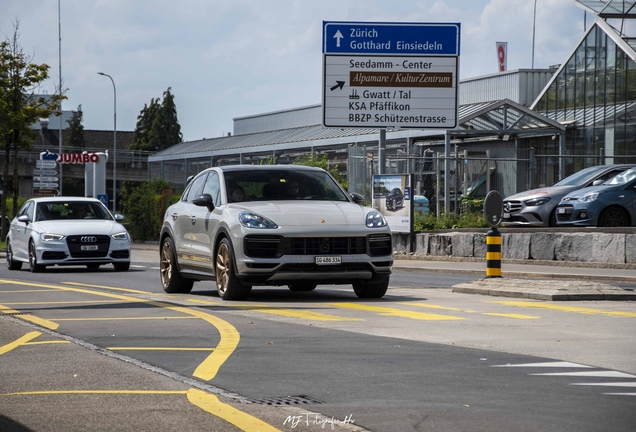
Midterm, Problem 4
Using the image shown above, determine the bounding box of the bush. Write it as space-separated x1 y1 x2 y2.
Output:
414 211 489 231
120 178 179 241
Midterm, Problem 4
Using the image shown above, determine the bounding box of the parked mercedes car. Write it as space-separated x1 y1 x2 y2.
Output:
555 167 636 227
6 197 131 272
159 165 393 301
385 187 404 211
502 164 636 227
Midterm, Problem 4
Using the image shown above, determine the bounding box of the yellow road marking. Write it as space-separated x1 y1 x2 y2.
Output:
0 303 59 330
0 388 280 431
482 313 540 319
331 303 467 321
54 317 197 321
0 279 239 381
233 305 363 321
187 388 280 432
0 331 41 355
400 302 462 311
404 302 540 319
0 290 60 293
62 282 151 295
189 299 362 322
1 300 125 305
490 301 636 317
23 340 71 345
108 347 215 351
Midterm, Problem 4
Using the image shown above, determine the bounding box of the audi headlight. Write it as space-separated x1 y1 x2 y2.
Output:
366 211 388 228
524 197 551 206
111 231 129 240
238 211 278 229
578 192 600 203
40 233 65 242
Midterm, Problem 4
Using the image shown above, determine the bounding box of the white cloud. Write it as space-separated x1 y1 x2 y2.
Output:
0 0 584 142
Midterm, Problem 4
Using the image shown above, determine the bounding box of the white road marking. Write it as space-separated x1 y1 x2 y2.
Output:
531 371 636 378
492 361 593 368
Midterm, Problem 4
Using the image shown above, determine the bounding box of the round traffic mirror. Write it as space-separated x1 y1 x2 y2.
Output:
484 190 503 228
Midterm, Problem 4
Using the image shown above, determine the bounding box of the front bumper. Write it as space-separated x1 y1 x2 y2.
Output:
35 237 131 266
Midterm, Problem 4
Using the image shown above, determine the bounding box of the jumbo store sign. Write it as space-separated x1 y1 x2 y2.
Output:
40 150 102 164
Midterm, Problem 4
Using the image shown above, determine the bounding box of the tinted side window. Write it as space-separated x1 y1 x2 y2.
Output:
184 174 208 203
202 171 221 206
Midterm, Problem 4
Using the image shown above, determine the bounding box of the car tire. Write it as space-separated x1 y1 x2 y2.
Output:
6 241 22 271
86 264 101 270
353 277 389 299
160 237 193 293
113 262 130 272
598 206 629 227
29 240 45 273
288 284 317 292
215 238 251 300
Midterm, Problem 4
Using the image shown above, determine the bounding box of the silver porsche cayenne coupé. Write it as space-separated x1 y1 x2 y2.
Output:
159 165 394 300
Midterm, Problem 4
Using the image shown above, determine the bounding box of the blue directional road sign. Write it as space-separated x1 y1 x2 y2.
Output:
322 21 460 129
97 194 108 207
323 21 460 55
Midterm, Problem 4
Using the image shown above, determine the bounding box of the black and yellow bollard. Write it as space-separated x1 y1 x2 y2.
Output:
486 227 502 277
483 190 504 278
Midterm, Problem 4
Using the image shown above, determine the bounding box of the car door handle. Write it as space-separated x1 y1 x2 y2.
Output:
190 216 197 225
171 213 178 221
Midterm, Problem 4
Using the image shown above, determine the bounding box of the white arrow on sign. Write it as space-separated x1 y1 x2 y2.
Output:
33 177 59 182
33 182 59 188
333 30 343 47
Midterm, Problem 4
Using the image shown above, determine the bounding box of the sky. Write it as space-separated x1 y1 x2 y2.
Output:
0 0 588 142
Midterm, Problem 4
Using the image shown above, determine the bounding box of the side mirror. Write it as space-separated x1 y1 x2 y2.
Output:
192 193 215 211
114 214 124 221
592 179 604 186
17 215 29 224
350 193 365 205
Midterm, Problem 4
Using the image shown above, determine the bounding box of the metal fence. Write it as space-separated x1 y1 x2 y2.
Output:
348 142 636 216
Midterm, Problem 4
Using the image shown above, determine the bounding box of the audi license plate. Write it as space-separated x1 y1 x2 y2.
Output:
81 245 99 251
315 256 341 265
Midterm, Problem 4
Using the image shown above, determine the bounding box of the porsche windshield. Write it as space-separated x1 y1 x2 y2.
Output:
223 169 349 202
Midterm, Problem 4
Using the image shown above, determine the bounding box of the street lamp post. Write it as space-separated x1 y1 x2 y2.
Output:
97 72 117 213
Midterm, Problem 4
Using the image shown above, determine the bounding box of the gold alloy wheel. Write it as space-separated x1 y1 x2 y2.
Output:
160 240 173 289
215 241 230 297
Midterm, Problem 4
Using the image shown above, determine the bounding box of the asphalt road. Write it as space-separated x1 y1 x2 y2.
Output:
1 251 635 432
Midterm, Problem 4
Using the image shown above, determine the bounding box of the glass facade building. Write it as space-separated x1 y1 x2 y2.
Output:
533 6 636 173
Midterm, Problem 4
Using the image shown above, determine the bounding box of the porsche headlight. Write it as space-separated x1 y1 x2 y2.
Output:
524 197 551 206
111 231 129 240
578 192 600 203
366 211 388 228
40 233 65 242
239 211 278 229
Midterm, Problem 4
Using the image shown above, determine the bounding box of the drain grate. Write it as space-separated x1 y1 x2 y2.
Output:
245 395 324 406
1 312 32 316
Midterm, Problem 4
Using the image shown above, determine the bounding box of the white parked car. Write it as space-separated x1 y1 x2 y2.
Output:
159 165 394 300
6 197 131 272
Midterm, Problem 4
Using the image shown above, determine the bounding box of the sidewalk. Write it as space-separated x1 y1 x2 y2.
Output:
391 256 636 301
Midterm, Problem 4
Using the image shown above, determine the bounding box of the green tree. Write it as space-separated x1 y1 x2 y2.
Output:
65 104 84 148
130 98 159 151
131 88 182 152
293 152 348 190
120 178 179 241
0 21 65 234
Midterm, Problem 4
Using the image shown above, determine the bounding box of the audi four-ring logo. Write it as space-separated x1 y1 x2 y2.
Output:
81 236 97 243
